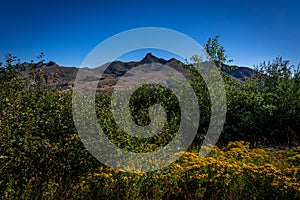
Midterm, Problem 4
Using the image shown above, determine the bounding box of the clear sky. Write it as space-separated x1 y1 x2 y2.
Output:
0 0 299 68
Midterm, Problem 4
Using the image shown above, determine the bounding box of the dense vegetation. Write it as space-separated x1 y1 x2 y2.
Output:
1 37 300 199
222 56 300 146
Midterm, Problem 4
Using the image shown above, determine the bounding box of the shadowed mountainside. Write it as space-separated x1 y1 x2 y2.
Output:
16 53 256 92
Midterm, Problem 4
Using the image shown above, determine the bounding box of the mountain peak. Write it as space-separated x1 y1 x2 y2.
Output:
140 53 167 64
46 61 57 66
146 52 156 58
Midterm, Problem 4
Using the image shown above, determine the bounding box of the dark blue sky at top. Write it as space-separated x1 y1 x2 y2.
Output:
0 0 299 67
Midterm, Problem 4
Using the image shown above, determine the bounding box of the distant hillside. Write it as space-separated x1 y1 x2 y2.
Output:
222 65 257 82
12 53 256 92
16 61 78 88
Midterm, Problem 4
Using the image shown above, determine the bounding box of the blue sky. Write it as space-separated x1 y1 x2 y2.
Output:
0 0 299 67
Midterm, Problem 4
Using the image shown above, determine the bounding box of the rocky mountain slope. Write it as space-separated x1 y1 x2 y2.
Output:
14 53 256 92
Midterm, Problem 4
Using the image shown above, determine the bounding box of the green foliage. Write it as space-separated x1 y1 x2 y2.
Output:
181 57 211 144
204 35 233 68
224 57 300 145
0 54 24 91
93 84 184 153
0 56 101 198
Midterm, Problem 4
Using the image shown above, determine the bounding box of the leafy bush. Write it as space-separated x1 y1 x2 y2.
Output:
224 57 300 145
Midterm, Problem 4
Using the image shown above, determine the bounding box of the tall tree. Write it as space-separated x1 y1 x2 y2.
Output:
204 35 233 69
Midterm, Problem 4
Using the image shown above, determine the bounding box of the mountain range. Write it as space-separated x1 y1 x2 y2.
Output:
15 53 256 93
